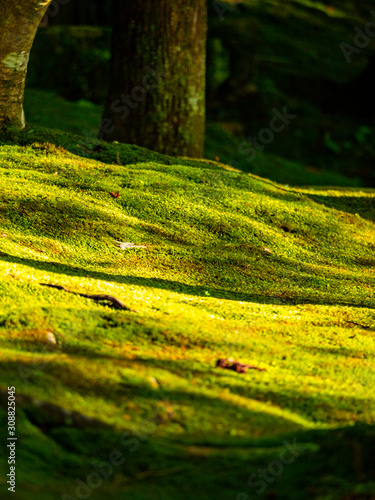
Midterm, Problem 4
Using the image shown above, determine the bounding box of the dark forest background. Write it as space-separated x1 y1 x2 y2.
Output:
25 0 375 187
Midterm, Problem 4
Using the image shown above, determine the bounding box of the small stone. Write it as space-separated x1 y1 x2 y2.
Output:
46 331 57 344
148 377 159 388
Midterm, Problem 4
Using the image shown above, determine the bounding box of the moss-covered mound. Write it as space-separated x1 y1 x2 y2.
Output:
0 127 374 499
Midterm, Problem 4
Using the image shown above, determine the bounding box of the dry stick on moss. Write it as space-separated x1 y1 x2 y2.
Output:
39 283 136 311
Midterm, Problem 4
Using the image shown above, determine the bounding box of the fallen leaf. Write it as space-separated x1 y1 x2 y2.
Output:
216 358 266 373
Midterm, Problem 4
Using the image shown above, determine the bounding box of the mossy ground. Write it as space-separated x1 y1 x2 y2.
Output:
0 115 374 497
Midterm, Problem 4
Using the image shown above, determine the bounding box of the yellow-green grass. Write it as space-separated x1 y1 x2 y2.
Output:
0 126 374 499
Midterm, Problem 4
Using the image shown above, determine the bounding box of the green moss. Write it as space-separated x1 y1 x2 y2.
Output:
0 124 374 498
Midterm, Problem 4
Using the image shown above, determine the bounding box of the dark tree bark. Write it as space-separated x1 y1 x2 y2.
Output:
0 0 53 129
101 0 207 158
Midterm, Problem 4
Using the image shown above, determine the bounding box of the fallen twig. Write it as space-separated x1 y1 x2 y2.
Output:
39 283 136 311
114 241 147 249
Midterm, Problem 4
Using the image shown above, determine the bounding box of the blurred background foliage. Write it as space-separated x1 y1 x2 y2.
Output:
25 0 375 186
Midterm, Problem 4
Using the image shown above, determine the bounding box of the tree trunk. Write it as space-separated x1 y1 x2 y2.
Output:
0 0 52 130
101 0 207 158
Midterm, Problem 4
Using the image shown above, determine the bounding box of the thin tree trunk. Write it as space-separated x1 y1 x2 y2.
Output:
0 0 52 130
101 0 207 158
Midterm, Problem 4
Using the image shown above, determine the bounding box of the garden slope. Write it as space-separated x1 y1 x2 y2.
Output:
0 127 374 499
